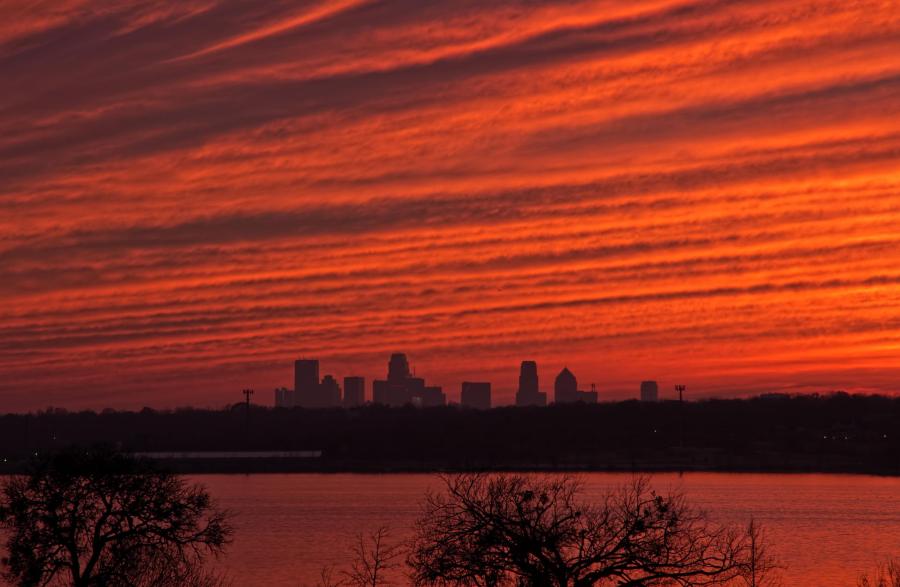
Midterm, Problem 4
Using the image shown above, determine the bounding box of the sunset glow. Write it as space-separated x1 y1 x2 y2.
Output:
3 0 900 410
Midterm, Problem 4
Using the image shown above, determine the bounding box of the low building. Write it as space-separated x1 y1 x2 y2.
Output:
421 386 446 408
461 382 491 409
274 387 297 408
343 376 365 407
640 380 659 402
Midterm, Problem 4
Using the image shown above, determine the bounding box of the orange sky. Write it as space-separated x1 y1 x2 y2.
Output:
2 0 900 411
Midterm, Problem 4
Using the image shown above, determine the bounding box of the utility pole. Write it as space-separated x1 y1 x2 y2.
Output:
242 389 254 447
675 385 686 448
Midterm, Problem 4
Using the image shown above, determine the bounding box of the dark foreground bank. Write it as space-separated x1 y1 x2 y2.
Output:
2 393 899 474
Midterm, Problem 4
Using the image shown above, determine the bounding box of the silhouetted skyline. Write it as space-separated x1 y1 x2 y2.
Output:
274 353 668 409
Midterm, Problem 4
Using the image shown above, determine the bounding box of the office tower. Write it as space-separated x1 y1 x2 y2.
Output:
372 352 441 407
554 367 578 403
320 374 341 407
641 380 659 402
343 376 365 407
401 376 425 406
294 359 320 407
388 353 411 382
461 381 491 410
421 386 446 408
516 360 547 407
519 361 538 394
554 368 598 404
373 379 389 405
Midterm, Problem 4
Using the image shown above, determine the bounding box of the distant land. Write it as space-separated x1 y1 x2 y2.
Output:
2 393 899 475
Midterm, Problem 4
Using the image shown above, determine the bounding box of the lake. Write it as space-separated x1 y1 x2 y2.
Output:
198 472 900 586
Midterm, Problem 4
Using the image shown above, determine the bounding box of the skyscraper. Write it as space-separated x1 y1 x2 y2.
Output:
388 352 411 382
372 352 444 407
519 360 538 394
320 374 341 407
373 379 390 405
294 359 319 407
554 368 598 404
343 376 365 407
461 381 491 410
515 361 546 407
641 380 659 402
294 359 342 408
554 367 578 404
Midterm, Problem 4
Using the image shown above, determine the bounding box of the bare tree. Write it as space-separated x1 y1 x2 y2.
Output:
129 549 232 587
859 561 900 587
310 527 403 587
314 565 343 587
342 527 403 587
740 519 779 587
408 474 773 587
0 447 231 587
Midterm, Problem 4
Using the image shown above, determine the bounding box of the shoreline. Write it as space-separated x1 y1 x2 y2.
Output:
4 457 898 476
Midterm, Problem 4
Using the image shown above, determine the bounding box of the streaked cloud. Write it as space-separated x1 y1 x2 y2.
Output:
2 0 900 410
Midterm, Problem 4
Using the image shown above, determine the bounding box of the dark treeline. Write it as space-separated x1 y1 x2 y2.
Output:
2 393 899 474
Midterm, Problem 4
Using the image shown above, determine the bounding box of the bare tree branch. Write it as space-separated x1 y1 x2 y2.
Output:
408 474 775 587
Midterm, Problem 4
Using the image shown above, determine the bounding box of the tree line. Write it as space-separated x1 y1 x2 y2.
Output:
2 393 900 474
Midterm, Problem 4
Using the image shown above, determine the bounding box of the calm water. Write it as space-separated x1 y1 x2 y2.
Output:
198 472 900 586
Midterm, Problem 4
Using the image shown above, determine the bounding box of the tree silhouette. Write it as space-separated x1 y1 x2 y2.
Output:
342 527 403 587
409 474 773 587
0 447 231 587
314 527 404 587
859 561 900 587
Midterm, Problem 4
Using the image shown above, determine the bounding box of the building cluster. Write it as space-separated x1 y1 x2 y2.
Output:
274 353 665 409
373 353 446 407
274 359 365 409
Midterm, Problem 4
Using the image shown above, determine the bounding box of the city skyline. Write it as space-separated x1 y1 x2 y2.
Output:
272 352 672 409
3 4 900 585
4 1 900 412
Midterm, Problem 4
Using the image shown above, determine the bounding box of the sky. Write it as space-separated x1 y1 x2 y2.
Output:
2 0 900 412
